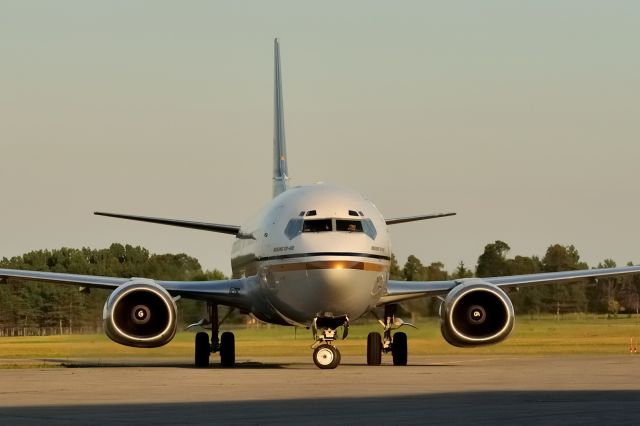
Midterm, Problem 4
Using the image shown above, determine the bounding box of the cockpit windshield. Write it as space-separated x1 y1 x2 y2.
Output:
303 219 332 233
337 219 377 239
284 216 377 240
336 219 363 233
284 218 332 239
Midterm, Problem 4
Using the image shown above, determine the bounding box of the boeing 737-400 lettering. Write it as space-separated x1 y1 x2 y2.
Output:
2 39 639 369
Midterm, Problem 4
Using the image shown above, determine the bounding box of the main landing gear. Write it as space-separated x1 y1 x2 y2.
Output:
190 303 236 368
311 315 348 369
367 304 414 366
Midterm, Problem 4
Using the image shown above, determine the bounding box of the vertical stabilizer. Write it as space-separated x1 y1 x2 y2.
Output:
272 38 290 197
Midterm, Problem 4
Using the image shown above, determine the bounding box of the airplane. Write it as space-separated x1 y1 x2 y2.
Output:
2 38 640 369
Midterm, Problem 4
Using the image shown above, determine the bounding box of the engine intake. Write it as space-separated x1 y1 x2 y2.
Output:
440 280 514 347
103 279 177 348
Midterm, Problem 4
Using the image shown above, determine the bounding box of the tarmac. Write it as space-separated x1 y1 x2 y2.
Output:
0 355 639 425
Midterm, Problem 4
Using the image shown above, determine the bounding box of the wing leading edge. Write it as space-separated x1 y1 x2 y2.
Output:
380 264 640 305
0 268 253 310
385 212 456 225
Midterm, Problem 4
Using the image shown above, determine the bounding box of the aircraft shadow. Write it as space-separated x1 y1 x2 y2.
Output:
47 358 457 369
1 391 639 425
48 359 286 369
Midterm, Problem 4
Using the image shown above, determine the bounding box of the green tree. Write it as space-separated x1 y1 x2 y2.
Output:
476 240 511 277
425 261 448 281
451 261 473 279
401 255 448 318
403 255 426 281
507 255 543 316
541 244 588 316
619 261 640 317
389 254 404 280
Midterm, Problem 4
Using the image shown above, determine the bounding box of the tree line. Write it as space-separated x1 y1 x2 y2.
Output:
1 241 638 335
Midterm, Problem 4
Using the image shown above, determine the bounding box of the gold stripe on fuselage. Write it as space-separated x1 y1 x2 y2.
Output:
269 260 386 273
232 257 389 278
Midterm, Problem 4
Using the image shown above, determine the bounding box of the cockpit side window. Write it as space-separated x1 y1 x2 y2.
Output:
362 219 377 240
302 219 332 233
284 218 304 239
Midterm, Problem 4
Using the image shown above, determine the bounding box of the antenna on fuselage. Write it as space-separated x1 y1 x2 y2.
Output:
273 38 290 198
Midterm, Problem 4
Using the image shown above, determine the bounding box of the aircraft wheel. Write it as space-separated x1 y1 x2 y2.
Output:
220 331 236 367
367 332 382 366
392 332 408 366
195 332 210 368
313 344 340 369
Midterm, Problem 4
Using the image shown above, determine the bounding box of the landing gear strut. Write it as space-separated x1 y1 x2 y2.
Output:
192 303 236 368
367 304 414 366
311 315 348 369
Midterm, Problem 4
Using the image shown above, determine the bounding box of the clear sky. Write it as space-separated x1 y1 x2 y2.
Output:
1 1 638 274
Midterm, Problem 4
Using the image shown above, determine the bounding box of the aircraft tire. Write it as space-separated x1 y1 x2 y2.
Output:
220 331 235 367
392 331 408 366
367 332 382 366
195 331 210 368
313 344 340 369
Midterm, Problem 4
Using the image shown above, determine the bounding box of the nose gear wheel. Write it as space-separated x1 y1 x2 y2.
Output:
313 344 341 369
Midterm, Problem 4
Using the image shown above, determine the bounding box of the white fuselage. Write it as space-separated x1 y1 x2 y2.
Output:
230 183 391 326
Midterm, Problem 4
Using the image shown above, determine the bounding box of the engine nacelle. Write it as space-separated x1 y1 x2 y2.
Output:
439 280 514 347
103 279 177 348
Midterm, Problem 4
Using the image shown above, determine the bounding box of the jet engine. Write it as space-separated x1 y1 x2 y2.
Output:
439 280 514 347
103 279 177 348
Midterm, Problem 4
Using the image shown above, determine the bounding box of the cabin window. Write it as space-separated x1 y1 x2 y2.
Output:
284 218 304 239
302 219 332 232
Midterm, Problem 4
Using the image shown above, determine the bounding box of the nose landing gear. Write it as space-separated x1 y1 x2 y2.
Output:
311 315 348 369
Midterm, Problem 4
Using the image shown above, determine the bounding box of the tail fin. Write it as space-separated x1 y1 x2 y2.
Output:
272 38 290 197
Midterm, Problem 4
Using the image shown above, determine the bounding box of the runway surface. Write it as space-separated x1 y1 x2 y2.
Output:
1 355 639 425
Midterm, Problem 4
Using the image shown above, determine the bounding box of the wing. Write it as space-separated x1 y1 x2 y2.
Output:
380 265 640 305
0 268 253 310
385 212 456 225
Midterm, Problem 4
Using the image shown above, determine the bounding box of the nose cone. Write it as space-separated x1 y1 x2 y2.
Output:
311 268 358 302
305 267 381 318
263 260 388 324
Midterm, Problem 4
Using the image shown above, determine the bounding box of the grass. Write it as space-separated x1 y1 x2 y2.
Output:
1 316 640 361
